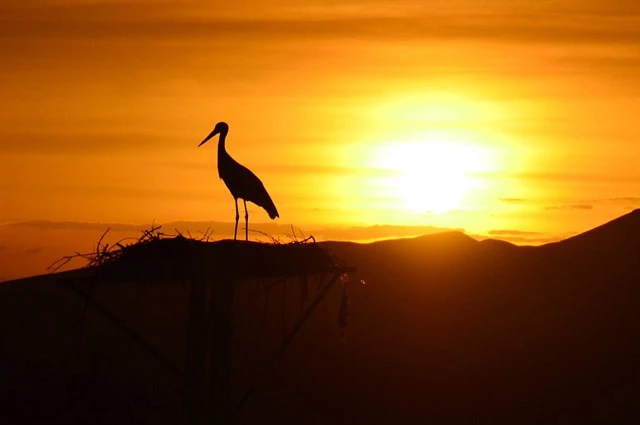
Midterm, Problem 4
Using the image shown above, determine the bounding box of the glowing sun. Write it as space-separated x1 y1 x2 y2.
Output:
373 132 492 214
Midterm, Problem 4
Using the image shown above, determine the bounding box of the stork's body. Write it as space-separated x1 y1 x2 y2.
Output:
198 122 279 240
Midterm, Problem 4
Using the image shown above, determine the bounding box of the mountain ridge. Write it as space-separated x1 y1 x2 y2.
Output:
546 208 640 250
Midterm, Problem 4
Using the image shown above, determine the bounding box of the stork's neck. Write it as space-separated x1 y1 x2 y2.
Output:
217 131 228 157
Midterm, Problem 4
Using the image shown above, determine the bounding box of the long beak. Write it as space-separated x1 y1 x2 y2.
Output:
198 129 218 147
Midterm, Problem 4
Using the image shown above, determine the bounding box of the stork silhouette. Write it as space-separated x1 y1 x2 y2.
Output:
198 122 279 241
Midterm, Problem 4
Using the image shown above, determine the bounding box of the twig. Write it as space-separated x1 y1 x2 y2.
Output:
248 229 281 244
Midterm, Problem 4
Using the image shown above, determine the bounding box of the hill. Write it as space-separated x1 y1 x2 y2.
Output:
2 211 640 424
549 208 640 250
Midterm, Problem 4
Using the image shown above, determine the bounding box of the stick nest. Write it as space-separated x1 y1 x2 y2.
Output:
50 225 346 282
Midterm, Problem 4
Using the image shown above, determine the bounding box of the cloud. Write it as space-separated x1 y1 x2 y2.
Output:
594 197 640 204
24 247 45 254
560 54 640 77
311 224 464 241
488 229 542 236
3 219 460 243
0 130 173 154
7 220 145 232
540 199 640 211
552 1 640 17
163 160 399 178
482 228 578 245
498 198 527 203
166 221 463 242
487 234 566 244
480 171 640 184
2 2 640 47
544 204 593 210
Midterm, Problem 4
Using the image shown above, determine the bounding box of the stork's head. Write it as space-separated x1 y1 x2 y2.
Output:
198 121 229 147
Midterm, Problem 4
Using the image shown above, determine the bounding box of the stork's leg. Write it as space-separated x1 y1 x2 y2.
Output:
234 198 239 240
244 200 249 241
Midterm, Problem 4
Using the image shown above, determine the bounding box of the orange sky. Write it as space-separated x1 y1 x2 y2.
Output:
2 0 640 255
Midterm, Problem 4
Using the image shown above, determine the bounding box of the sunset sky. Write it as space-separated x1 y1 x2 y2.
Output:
2 0 640 278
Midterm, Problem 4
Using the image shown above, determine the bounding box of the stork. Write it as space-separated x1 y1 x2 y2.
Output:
198 122 279 241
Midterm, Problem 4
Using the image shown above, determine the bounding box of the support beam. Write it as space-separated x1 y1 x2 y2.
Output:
184 277 209 425
210 277 234 424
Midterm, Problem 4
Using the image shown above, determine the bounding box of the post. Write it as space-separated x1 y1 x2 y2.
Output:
210 276 234 424
184 277 209 425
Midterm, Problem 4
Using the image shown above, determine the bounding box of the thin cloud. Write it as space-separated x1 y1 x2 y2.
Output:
561 54 640 74
489 229 542 236
3 220 461 243
498 198 527 203
162 222 462 242
585 198 640 211
489 234 565 244
2 2 640 46
594 197 640 204
11 184 212 201
479 171 640 184
0 131 175 154
7 220 145 232
164 160 400 178
544 204 593 210
480 228 572 245
312 224 464 241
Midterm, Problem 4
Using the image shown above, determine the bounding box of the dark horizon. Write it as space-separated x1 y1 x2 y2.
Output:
2 207 640 283
3 202 640 423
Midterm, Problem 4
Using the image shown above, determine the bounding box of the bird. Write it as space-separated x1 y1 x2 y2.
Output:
198 121 279 241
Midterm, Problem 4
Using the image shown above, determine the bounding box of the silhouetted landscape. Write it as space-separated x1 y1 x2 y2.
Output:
4 0 640 423
2 210 640 424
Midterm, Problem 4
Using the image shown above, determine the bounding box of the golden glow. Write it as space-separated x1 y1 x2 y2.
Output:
364 91 502 216
371 92 502 124
372 131 495 214
2 0 640 263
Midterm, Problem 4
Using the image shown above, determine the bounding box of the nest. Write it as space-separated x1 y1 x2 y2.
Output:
50 225 348 283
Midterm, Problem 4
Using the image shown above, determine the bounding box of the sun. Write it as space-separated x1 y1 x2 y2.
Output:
373 131 492 214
